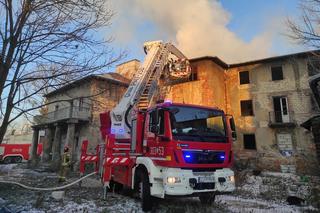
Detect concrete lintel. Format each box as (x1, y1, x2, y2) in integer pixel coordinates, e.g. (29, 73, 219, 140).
(67, 118, 79, 124)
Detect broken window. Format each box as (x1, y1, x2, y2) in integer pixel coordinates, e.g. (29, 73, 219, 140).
(188, 65, 198, 81)
(243, 134, 256, 150)
(239, 71, 250, 84)
(240, 100, 254, 116)
(271, 66, 283, 81)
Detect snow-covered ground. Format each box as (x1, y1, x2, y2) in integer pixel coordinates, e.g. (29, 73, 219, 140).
(0, 164, 319, 213)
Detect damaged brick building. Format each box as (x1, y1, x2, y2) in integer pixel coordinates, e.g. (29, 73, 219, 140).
(32, 73, 129, 167)
(165, 52, 320, 175)
(33, 52, 319, 175)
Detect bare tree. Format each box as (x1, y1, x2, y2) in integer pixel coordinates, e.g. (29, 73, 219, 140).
(287, 0, 320, 49)
(0, 0, 124, 143)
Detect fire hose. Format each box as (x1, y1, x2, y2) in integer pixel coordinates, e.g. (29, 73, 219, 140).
(0, 171, 97, 191)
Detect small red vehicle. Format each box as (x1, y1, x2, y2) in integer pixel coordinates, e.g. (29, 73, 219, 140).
(0, 143, 43, 164)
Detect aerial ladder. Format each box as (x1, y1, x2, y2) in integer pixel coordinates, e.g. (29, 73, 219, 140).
(110, 40, 191, 139)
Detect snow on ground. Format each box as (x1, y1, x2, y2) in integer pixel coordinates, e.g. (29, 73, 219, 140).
(216, 195, 318, 213)
(0, 163, 319, 213)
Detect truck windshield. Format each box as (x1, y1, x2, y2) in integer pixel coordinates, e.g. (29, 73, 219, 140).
(168, 106, 226, 143)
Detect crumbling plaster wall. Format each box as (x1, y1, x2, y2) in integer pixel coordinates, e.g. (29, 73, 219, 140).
(226, 58, 319, 174)
(166, 60, 226, 111)
(86, 79, 128, 151)
(46, 82, 92, 112)
(116, 59, 140, 80)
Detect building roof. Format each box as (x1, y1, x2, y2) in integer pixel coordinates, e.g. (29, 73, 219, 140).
(190, 50, 320, 69)
(116, 59, 140, 67)
(301, 115, 320, 131)
(190, 56, 228, 69)
(45, 73, 130, 97)
(229, 50, 320, 68)
(45, 49, 320, 98)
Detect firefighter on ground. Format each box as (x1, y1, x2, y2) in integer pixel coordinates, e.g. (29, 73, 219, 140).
(59, 146, 71, 182)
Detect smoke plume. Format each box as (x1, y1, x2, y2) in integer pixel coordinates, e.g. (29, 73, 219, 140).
(111, 0, 274, 63)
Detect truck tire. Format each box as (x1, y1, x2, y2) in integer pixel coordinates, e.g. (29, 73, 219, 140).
(138, 171, 153, 212)
(199, 193, 215, 205)
(3, 157, 12, 164)
(13, 156, 22, 163)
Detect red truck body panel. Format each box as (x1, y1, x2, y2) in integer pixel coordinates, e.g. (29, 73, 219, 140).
(0, 143, 43, 162)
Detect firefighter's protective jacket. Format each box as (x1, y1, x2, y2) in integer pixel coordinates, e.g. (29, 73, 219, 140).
(62, 151, 71, 167)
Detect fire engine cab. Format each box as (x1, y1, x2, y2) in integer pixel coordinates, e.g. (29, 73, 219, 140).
(80, 41, 236, 211)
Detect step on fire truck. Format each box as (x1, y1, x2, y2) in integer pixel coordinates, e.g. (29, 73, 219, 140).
(80, 41, 237, 211)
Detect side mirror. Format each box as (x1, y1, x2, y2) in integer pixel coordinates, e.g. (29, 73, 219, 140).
(229, 117, 236, 131)
(231, 132, 237, 141)
(229, 117, 237, 141)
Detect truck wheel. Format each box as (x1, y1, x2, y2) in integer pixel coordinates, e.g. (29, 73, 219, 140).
(138, 171, 153, 212)
(3, 157, 12, 164)
(199, 193, 215, 205)
(13, 156, 22, 163)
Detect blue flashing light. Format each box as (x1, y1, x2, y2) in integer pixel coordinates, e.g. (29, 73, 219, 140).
(219, 155, 225, 160)
(185, 154, 191, 158)
(119, 128, 124, 133)
(111, 128, 116, 134)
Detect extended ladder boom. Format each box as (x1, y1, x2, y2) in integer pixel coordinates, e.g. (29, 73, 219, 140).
(110, 41, 190, 139)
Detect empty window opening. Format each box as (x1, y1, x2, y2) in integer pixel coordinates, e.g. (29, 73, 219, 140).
(240, 100, 254, 116)
(243, 134, 256, 150)
(239, 71, 250, 84)
(271, 66, 283, 81)
(189, 65, 198, 81)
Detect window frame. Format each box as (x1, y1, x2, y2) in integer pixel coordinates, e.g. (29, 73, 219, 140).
(240, 100, 254, 116)
(243, 134, 257, 150)
(239, 70, 250, 85)
(271, 66, 284, 81)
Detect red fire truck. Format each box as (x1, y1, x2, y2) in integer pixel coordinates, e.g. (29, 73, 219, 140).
(0, 143, 43, 164)
(80, 41, 236, 211)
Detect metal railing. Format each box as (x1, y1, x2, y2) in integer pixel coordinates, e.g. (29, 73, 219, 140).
(34, 106, 90, 124)
(268, 111, 295, 125)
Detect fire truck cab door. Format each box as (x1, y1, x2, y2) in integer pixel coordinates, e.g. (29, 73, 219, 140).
(146, 109, 168, 158)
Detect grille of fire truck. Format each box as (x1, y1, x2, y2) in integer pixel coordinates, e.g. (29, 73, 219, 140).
(183, 151, 225, 164)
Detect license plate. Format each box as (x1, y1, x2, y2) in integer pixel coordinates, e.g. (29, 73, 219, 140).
(198, 176, 214, 183)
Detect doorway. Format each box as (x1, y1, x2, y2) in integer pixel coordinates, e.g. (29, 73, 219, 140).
(273, 97, 289, 123)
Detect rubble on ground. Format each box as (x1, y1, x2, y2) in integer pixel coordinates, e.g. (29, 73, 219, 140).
(0, 163, 319, 213)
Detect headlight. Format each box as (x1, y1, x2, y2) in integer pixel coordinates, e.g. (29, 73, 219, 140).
(167, 177, 181, 184)
(228, 175, 235, 183)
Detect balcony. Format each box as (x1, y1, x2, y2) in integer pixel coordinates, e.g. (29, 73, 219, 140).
(34, 106, 91, 125)
(268, 111, 296, 128)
